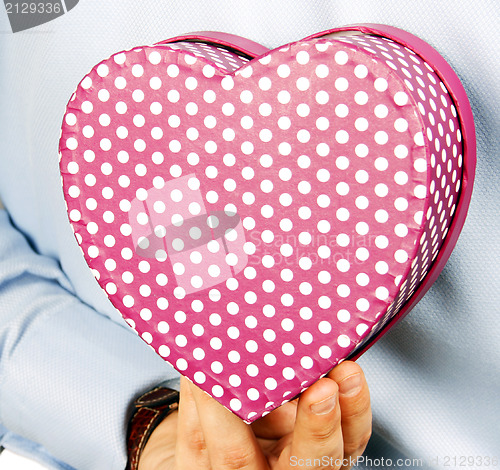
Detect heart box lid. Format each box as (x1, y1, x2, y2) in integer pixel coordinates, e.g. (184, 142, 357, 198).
(59, 24, 475, 422)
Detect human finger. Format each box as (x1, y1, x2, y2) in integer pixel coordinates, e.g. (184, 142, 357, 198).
(188, 380, 268, 470)
(175, 376, 211, 470)
(250, 400, 297, 439)
(328, 361, 372, 469)
(290, 377, 344, 469)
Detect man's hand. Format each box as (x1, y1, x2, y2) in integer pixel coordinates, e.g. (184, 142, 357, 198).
(139, 361, 371, 470)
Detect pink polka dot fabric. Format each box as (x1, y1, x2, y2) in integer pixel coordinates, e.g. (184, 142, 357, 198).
(59, 26, 471, 422)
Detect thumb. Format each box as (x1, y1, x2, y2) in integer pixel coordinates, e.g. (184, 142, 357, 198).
(289, 378, 344, 469)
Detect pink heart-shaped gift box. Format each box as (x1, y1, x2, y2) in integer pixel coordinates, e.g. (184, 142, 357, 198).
(59, 24, 475, 422)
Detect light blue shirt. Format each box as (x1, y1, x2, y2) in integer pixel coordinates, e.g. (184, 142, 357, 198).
(0, 1, 498, 469)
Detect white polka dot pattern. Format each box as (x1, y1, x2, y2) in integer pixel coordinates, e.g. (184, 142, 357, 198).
(338, 35, 463, 354)
(156, 41, 250, 72)
(60, 33, 463, 422)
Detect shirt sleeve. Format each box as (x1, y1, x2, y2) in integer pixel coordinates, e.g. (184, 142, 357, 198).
(0, 209, 180, 470)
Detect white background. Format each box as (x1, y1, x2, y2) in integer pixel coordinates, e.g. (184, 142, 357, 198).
(0, 450, 49, 469)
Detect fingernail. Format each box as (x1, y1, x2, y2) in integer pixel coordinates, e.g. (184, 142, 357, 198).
(310, 393, 337, 415)
(339, 373, 362, 397)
